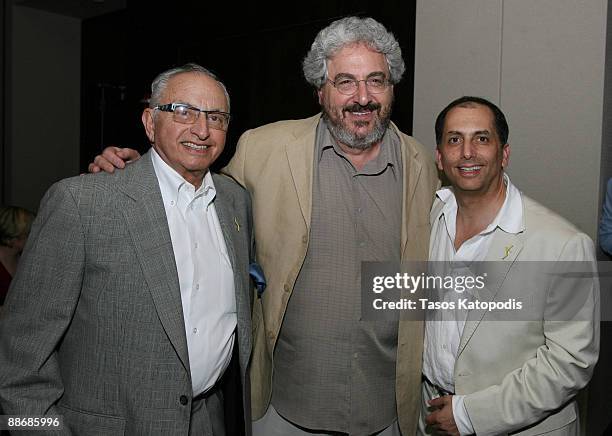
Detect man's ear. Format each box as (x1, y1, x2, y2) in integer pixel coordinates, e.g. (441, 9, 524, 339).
(435, 148, 444, 171)
(142, 108, 155, 144)
(502, 143, 510, 168)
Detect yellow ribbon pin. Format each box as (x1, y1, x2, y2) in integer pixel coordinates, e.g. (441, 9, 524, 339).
(234, 217, 240, 232)
(502, 245, 513, 260)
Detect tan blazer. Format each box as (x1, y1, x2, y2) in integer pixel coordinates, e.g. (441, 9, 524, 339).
(223, 114, 439, 435)
(429, 194, 600, 436)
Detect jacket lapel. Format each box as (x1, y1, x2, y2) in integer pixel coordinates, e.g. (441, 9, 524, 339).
(211, 175, 252, 370)
(397, 123, 424, 258)
(116, 151, 190, 372)
(284, 115, 319, 229)
(457, 232, 524, 356)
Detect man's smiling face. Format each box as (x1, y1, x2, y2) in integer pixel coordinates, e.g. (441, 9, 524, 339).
(142, 72, 228, 188)
(318, 43, 394, 150)
(436, 103, 510, 197)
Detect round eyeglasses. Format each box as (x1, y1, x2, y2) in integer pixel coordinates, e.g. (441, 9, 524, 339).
(154, 103, 231, 131)
(327, 76, 390, 95)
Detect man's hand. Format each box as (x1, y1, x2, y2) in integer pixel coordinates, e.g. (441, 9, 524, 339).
(425, 395, 460, 436)
(88, 146, 141, 173)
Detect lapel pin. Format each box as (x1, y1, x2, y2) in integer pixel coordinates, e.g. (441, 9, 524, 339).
(502, 244, 514, 260)
(234, 217, 240, 232)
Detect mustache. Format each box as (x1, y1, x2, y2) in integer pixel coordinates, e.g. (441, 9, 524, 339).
(342, 102, 381, 113)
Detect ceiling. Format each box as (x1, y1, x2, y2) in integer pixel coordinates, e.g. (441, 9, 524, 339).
(14, 0, 127, 19)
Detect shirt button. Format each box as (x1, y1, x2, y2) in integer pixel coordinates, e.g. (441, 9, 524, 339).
(195, 284, 199, 291)
(358, 241, 365, 248)
(179, 395, 189, 405)
(302, 235, 308, 244)
(194, 242, 198, 249)
(283, 284, 290, 293)
(170, 200, 175, 206)
(353, 352, 359, 359)
(192, 328, 198, 334)
(356, 207, 362, 213)
(267, 330, 275, 340)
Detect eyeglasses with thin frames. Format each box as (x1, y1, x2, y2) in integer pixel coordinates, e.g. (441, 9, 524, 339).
(326, 75, 391, 95)
(154, 103, 231, 131)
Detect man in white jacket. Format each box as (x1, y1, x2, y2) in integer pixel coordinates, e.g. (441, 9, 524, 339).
(420, 96, 599, 436)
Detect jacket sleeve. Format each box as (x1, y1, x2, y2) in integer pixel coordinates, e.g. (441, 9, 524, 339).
(599, 179, 612, 255)
(222, 129, 252, 189)
(0, 179, 85, 433)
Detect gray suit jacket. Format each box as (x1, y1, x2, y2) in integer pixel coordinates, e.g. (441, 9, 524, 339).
(0, 150, 253, 435)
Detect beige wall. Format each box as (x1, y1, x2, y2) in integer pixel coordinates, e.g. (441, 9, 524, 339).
(413, 0, 608, 239)
(8, 5, 80, 212)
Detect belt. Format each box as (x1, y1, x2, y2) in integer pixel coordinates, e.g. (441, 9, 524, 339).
(422, 374, 455, 396)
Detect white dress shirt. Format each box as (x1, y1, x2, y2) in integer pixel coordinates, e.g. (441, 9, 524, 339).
(423, 173, 524, 435)
(151, 149, 236, 396)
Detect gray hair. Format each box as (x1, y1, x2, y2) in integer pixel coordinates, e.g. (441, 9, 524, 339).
(149, 63, 230, 111)
(303, 16, 405, 88)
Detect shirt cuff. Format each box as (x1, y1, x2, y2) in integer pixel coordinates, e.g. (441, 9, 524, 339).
(452, 395, 475, 435)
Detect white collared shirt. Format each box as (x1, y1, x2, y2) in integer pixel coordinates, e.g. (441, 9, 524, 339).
(151, 149, 236, 397)
(424, 173, 524, 435)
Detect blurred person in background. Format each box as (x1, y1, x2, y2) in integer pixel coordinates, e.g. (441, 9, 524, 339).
(0, 206, 35, 306)
(599, 178, 612, 255)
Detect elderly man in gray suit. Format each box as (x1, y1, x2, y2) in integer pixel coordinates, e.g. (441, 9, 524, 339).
(0, 63, 253, 435)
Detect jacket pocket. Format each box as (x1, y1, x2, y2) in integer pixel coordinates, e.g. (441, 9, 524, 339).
(57, 404, 125, 436)
(510, 401, 577, 435)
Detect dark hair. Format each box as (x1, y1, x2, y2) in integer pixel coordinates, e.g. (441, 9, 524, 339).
(435, 96, 509, 146)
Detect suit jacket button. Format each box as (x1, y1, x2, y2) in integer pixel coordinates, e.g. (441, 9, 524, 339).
(180, 395, 189, 405)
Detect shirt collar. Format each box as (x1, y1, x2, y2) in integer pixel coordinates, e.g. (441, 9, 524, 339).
(151, 148, 216, 207)
(436, 173, 525, 238)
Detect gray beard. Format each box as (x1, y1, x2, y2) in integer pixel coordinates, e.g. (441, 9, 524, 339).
(323, 112, 390, 150)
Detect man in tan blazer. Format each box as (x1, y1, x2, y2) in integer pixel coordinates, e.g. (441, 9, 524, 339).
(224, 16, 439, 436)
(420, 96, 599, 435)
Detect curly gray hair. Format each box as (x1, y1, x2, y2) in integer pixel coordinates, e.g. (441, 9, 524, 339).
(303, 16, 405, 88)
(149, 63, 230, 111)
